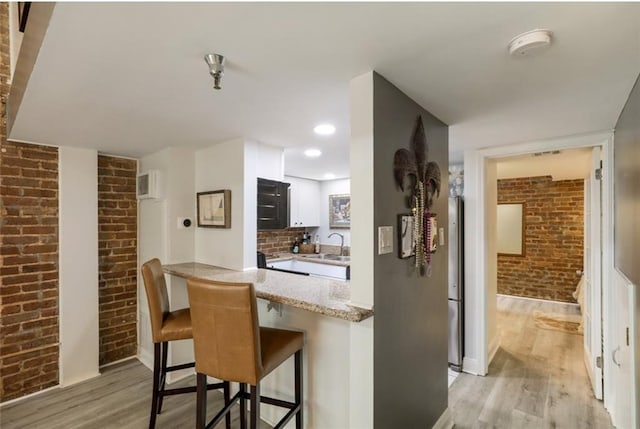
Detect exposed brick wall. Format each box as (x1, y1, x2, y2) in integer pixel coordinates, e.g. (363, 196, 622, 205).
(257, 227, 306, 257)
(0, 142, 60, 402)
(98, 155, 137, 365)
(497, 176, 584, 303)
(0, 3, 60, 403)
(1, 1, 9, 145)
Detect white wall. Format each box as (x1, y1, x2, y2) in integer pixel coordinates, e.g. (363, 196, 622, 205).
(349, 71, 374, 310)
(138, 147, 195, 371)
(166, 148, 196, 264)
(195, 138, 246, 270)
(138, 146, 196, 266)
(256, 142, 284, 181)
(58, 147, 100, 386)
(243, 141, 260, 269)
(485, 159, 498, 360)
(348, 71, 375, 428)
(318, 178, 351, 247)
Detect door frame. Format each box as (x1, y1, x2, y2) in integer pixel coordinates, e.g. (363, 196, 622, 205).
(462, 130, 615, 405)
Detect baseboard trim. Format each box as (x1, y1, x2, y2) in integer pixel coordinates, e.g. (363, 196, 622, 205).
(137, 348, 153, 371)
(99, 355, 137, 370)
(497, 293, 579, 307)
(462, 356, 482, 375)
(60, 371, 101, 388)
(433, 407, 454, 429)
(488, 334, 501, 366)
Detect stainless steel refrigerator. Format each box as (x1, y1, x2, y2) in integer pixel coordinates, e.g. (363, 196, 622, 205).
(448, 196, 464, 371)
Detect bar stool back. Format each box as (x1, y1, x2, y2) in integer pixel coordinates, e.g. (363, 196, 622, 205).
(141, 259, 228, 429)
(188, 278, 304, 429)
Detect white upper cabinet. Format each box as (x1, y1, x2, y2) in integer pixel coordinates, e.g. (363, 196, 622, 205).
(287, 176, 320, 227)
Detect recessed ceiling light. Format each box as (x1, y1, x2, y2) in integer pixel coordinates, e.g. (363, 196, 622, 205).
(304, 149, 322, 158)
(324, 173, 336, 180)
(314, 124, 336, 135)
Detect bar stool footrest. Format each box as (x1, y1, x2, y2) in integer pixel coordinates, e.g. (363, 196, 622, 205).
(205, 391, 242, 429)
(166, 362, 195, 372)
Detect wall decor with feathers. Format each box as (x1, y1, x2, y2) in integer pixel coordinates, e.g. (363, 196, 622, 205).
(393, 115, 441, 275)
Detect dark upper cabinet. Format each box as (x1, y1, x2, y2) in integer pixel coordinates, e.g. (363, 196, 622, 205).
(257, 178, 290, 230)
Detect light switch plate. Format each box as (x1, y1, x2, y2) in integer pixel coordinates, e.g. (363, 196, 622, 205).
(378, 226, 393, 255)
(439, 227, 445, 246)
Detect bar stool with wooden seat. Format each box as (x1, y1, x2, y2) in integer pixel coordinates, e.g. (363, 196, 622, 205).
(187, 278, 304, 429)
(141, 258, 230, 429)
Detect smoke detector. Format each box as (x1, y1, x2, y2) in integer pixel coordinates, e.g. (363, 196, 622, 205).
(508, 29, 553, 57)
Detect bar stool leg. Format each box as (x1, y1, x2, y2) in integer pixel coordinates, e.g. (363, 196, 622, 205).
(196, 373, 207, 429)
(239, 383, 247, 429)
(157, 341, 169, 413)
(223, 381, 231, 429)
(250, 384, 260, 429)
(149, 342, 161, 429)
(295, 350, 303, 428)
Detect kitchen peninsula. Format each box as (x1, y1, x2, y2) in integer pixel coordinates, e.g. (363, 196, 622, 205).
(163, 262, 373, 428)
(163, 262, 371, 322)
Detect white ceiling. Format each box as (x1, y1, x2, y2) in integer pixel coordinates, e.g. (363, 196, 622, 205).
(496, 147, 593, 180)
(9, 3, 640, 181)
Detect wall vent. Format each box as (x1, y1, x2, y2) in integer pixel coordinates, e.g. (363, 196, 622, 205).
(137, 170, 160, 199)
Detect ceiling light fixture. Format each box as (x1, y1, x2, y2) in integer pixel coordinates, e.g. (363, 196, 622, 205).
(508, 29, 553, 57)
(314, 124, 336, 136)
(304, 149, 322, 158)
(204, 53, 225, 90)
(324, 173, 336, 180)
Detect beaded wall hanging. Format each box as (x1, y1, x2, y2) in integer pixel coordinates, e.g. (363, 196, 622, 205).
(393, 115, 442, 275)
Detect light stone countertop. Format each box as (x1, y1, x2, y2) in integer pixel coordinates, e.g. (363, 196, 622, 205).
(163, 262, 373, 322)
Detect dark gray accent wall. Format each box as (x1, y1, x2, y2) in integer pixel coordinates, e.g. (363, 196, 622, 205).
(613, 72, 640, 416)
(372, 73, 449, 428)
(614, 74, 640, 285)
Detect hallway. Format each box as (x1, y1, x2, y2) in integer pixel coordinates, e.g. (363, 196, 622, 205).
(449, 295, 612, 428)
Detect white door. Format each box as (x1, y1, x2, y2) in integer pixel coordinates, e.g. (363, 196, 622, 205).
(583, 146, 603, 400)
(611, 271, 634, 428)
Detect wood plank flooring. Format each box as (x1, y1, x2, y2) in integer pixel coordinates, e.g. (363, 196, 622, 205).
(0, 359, 270, 429)
(1, 295, 613, 428)
(449, 295, 613, 428)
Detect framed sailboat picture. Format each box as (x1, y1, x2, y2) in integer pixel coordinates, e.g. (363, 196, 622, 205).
(197, 190, 231, 228)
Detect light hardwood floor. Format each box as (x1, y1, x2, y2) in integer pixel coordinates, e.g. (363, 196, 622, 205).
(1, 296, 613, 428)
(0, 359, 270, 429)
(449, 295, 613, 428)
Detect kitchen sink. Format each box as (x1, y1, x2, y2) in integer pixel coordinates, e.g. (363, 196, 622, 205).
(299, 253, 350, 262)
(322, 254, 350, 262)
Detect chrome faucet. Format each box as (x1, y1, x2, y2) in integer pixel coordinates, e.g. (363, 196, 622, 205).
(328, 232, 345, 256)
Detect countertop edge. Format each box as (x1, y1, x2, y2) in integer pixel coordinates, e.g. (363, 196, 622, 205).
(162, 263, 373, 323)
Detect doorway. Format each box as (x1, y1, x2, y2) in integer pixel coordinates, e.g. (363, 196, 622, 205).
(462, 131, 615, 408)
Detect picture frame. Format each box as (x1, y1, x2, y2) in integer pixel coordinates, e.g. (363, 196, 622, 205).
(497, 202, 525, 256)
(428, 214, 438, 254)
(398, 213, 437, 259)
(329, 194, 351, 228)
(197, 190, 231, 228)
(398, 214, 415, 258)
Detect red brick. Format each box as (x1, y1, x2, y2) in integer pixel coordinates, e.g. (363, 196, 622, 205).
(497, 176, 583, 303)
(97, 155, 138, 366)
